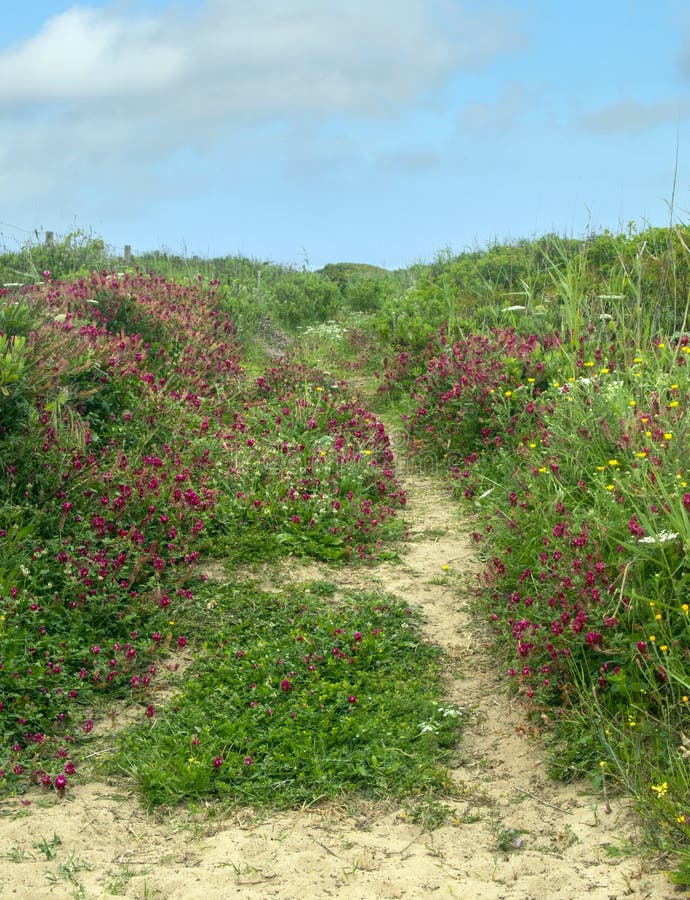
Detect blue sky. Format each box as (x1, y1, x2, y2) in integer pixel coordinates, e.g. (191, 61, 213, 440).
(1, 0, 689, 269)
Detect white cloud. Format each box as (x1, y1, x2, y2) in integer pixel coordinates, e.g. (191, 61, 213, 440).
(0, 1, 524, 118)
(0, 7, 185, 103)
(0, 0, 525, 227)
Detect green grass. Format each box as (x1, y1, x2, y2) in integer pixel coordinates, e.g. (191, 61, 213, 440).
(113, 581, 461, 809)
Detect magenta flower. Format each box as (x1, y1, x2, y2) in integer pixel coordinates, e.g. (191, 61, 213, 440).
(54, 774, 67, 792)
(280, 678, 292, 692)
(212, 756, 223, 768)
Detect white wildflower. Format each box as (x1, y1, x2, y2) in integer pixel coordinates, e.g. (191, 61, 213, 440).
(638, 531, 679, 544)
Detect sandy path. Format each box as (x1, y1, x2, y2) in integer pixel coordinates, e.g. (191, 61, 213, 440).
(0, 421, 676, 899)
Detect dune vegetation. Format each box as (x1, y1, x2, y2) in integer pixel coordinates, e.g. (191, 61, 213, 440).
(2, 223, 690, 883)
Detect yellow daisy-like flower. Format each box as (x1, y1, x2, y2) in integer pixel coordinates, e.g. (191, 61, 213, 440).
(664, 433, 673, 441)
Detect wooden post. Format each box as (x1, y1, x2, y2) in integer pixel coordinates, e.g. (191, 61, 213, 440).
(124, 245, 132, 265)
(45, 231, 54, 247)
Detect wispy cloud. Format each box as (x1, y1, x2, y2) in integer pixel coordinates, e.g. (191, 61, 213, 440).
(374, 146, 441, 174)
(578, 98, 690, 136)
(458, 83, 527, 138)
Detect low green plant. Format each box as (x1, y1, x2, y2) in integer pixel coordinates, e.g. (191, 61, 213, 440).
(492, 815, 526, 854)
(114, 583, 460, 809)
(404, 794, 454, 831)
(34, 833, 62, 860)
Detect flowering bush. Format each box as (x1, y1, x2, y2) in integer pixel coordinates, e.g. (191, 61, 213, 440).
(0, 273, 405, 795)
(380, 312, 690, 868)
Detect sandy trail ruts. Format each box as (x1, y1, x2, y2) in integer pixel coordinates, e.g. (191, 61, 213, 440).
(0, 420, 677, 899)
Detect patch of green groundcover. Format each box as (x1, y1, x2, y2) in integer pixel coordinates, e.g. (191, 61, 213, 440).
(114, 582, 461, 808)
